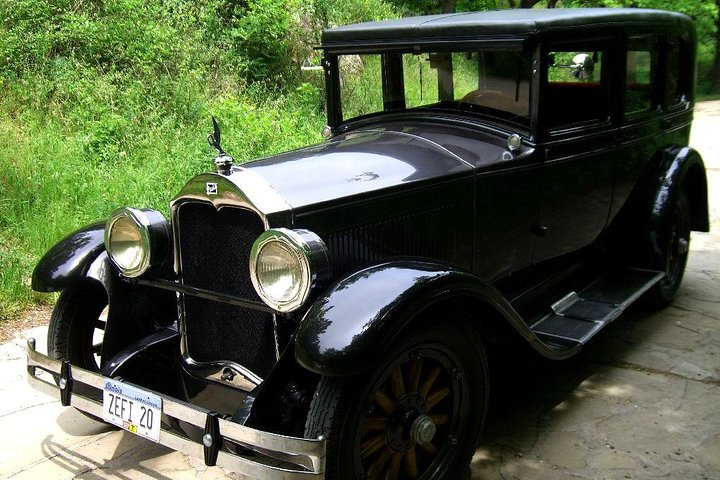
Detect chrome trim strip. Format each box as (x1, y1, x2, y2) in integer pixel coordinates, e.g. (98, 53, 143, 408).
(133, 278, 275, 313)
(26, 339, 325, 478)
(361, 128, 474, 169)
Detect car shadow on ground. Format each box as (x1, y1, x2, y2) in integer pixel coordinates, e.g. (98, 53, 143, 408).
(471, 305, 676, 472)
(40, 430, 177, 480)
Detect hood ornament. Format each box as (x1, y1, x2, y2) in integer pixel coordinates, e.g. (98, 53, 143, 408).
(208, 116, 234, 175)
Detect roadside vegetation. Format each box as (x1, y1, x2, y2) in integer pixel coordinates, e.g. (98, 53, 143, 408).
(1, 0, 718, 323)
(0, 0, 395, 321)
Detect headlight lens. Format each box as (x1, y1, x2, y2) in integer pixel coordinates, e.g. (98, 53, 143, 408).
(105, 207, 168, 278)
(250, 229, 329, 312)
(256, 241, 304, 303)
(108, 216, 145, 272)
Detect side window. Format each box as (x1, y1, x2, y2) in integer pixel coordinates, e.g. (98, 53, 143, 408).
(453, 51, 531, 118)
(546, 47, 606, 129)
(625, 36, 658, 115)
(665, 38, 688, 107)
(339, 54, 384, 119)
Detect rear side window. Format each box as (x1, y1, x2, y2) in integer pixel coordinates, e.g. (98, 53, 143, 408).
(665, 38, 689, 107)
(625, 36, 658, 115)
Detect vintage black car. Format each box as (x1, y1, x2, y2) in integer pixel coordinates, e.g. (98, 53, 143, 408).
(27, 8, 708, 480)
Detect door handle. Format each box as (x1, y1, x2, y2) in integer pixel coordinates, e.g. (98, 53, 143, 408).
(531, 224, 549, 237)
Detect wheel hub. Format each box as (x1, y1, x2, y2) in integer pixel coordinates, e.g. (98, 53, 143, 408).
(386, 394, 428, 452)
(410, 414, 436, 444)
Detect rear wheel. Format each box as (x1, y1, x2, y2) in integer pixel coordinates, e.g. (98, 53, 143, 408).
(644, 191, 691, 309)
(305, 323, 488, 480)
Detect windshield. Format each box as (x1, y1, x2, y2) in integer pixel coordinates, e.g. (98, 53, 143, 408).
(337, 49, 532, 126)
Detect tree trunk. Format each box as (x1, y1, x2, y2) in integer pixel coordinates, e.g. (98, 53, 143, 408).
(442, 0, 456, 13)
(713, 0, 720, 91)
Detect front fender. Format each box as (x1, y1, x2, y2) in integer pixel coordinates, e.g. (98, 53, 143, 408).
(31, 221, 107, 292)
(295, 261, 563, 377)
(33, 220, 177, 363)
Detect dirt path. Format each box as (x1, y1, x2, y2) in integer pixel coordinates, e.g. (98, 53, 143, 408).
(0, 305, 52, 343)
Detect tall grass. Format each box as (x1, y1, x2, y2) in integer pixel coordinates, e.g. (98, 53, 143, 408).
(0, 79, 328, 321)
(0, 0, 396, 322)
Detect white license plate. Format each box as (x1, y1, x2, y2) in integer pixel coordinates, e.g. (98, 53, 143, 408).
(102, 378, 162, 442)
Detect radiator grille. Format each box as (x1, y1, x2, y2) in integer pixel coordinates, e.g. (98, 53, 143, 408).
(176, 202, 276, 378)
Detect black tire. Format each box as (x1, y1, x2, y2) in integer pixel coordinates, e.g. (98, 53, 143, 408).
(304, 322, 488, 480)
(48, 281, 108, 418)
(644, 191, 691, 309)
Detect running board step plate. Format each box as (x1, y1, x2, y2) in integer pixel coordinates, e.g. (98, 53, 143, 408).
(530, 268, 664, 346)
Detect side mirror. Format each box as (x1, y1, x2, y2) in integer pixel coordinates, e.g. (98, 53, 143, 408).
(571, 53, 595, 80)
(301, 58, 324, 72)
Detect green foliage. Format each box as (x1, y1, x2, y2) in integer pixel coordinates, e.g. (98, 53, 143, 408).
(314, 0, 397, 26)
(0, 0, 718, 322)
(0, 0, 399, 321)
(0, 0, 337, 321)
(214, 0, 301, 82)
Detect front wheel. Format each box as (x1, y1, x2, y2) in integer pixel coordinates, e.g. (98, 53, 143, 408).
(47, 281, 108, 417)
(305, 322, 488, 480)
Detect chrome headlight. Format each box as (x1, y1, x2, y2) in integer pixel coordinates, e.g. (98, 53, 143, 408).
(250, 229, 329, 312)
(105, 207, 169, 278)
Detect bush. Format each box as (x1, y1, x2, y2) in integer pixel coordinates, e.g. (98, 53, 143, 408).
(0, 0, 400, 321)
(214, 0, 302, 83)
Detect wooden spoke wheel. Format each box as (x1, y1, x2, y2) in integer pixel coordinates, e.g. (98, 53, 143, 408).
(305, 322, 488, 480)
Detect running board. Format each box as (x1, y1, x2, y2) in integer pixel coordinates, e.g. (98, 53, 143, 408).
(530, 268, 664, 347)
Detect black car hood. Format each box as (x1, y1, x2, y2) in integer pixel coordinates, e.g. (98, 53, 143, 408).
(243, 129, 478, 209)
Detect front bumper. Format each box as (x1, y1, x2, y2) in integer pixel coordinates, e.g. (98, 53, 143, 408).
(26, 338, 325, 479)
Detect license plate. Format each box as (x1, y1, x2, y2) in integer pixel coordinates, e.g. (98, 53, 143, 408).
(102, 378, 162, 442)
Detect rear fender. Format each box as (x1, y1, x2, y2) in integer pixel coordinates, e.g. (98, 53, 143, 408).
(294, 261, 573, 377)
(648, 146, 709, 267)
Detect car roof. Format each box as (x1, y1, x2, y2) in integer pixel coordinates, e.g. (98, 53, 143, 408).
(321, 8, 693, 48)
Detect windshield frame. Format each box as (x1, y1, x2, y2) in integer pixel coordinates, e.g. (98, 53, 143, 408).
(322, 38, 538, 137)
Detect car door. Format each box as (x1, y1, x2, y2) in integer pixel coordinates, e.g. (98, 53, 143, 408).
(612, 34, 692, 223)
(474, 152, 542, 282)
(534, 38, 617, 263)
